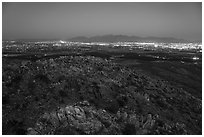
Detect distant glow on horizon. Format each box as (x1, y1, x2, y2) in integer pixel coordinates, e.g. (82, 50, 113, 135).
(192, 57, 199, 60)
(59, 40, 66, 43)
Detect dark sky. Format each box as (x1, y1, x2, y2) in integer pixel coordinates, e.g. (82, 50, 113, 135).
(2, 2, 202, 41)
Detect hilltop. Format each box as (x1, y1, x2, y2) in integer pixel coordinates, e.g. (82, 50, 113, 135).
(2, 56, 201, 135)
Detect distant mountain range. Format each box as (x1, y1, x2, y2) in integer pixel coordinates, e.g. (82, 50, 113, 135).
(68, 35, 192, 43)
(4, 35, 200, 43)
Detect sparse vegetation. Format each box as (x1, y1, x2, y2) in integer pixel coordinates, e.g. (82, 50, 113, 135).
(2, 55, 201, 134)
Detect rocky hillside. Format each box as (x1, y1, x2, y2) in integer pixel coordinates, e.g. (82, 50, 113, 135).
(2, 56, 202, 134)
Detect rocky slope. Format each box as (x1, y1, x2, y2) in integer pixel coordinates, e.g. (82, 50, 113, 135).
(2, 56, 202, 134)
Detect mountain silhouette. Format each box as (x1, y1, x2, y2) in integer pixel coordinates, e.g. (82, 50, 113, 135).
(69, 35, 190, 43)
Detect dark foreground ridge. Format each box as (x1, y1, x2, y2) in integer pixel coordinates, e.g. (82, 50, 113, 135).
(2, 56, 201, 135)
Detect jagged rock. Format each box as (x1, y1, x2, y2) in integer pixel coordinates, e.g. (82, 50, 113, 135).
(28, 101, 161, 135)
(27, 101, 105, 135)
(27, 128, 39, 135)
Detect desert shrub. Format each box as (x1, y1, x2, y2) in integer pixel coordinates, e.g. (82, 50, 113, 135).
(122, 123, 136, 135)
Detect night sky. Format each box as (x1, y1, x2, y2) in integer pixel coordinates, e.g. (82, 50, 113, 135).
(2, 2, 202, 41)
